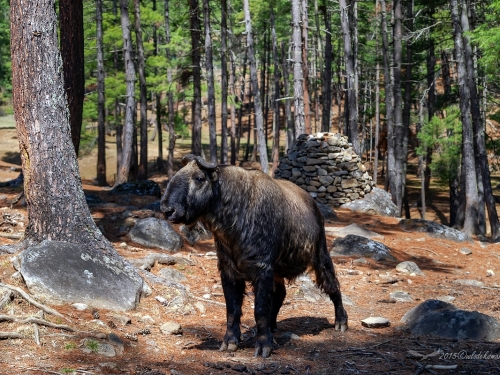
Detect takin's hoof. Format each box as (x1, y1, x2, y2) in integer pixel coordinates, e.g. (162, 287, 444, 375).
(335, 321, 348, 332)
(219, 341, 238, 352)
(254, 344, 272, 358)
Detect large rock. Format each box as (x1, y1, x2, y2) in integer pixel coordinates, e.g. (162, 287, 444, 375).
(129, 217, 183, 252)
(330, 234, 395, 261)
(401, 299, 500, 341)
(19, 240, 143, 311)
(399, 219, 472, 242)
(342, 188, 399, 217)
(326, 223, 383, 240)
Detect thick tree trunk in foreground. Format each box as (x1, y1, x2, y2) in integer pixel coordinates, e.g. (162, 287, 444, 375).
(243, 0, 268, 172)
(165, 0, 175, 179)
(301, 0, 311, 134)
(203, 0, 217, 163)
(291, 0, 305, 137)
(220, 0, 229, 165)
(59, 0, 84, 157)
(9, 4, 143, 313)
(321, 3, 333, 133)
(116, 0, 136, 185)
(271, 9, 281, 175)
(96, 0, 107, 186)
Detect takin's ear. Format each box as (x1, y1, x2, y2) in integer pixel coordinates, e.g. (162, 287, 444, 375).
(208, 169, 219, 182)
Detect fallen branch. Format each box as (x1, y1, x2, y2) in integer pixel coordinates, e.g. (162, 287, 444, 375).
(0, 281, 70, 322)
(0, 232, 23, 239)
(410, 247, 439, 257)
(190, 294, 226, 307)
(0, 331, 23, 339)
(0, 315, 75, 332)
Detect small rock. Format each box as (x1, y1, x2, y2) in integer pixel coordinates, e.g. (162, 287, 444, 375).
(139, 315, 156, 325)
(346, 269, 363, 275)
(202, 293, 211, 299)
(160, 322, 183, 335)
(232, 364, 247, 372)
(390, 291, 414, 303)
(396, 261, 424, 276)
(454, 279, 485, 288)
(279, 332, 300, 340)
(72, 303, 88, 311)
(487, 270, 495, 277)
(353, 257, 368, 264)
(361, 317, 390, 328)
(460, 248, 472, 255)
(158, 268, 187, 282)
(119, 242, 127, 248)
(108, 333, 124, 355)
(81, 338, 116, 357)
(205, 251, 217, 257)
(194, 302, 206, 314)
(111, 314, 131, 326)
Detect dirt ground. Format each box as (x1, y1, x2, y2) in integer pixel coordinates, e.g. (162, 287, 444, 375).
(2, 124, 500, 374)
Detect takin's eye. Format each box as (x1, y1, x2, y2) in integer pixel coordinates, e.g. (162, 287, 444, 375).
(193, 171, 206, 184)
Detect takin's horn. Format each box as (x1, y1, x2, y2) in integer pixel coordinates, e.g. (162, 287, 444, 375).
(181, 154, 197, 166)
(195, 156, 218, 171)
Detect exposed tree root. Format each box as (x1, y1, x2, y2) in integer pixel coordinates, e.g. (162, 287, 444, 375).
(0, 281, 71, 322)
(0, 331, 23, 339)
(0, 315, 75, 332)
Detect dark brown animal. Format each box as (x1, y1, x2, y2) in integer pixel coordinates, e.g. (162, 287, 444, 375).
(160, 155, 348, 358)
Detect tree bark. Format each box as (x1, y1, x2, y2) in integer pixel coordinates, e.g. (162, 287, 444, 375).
(59, 0, 84, 157)
(243, 0, 268, 172)
(339, 0, 359, 154)
(203, 0, 217, 163)
(450, 0, 479, 236)
(134, 0, 148, 180)
(291, 0, 305, 137)
(189, 0, 202, 156)
(164, 0, 175, 179)
(282, 41, 294, 150)
(460, 0, 500, 238)
(301, 0, 311, 134)
(115, 0, 137, 185)
(96, 0, 107, 186)
(321, 2, 332, 133)
(220, 0, 229, 164)
(271, 9, 281, 175)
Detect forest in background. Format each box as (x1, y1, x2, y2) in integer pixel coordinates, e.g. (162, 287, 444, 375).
(0, 0, 500, 239)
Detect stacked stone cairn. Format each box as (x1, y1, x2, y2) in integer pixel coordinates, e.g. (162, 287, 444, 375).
(275, 132, 374, 207)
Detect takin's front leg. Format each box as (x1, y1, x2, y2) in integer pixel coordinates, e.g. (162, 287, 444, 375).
(252, 269, 275, 358)
(220, 272, 245, 352)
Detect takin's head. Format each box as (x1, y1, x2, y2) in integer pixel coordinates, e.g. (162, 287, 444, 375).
(160, 154, 219, 225)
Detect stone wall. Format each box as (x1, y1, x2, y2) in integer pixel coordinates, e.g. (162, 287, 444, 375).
(275, 132, 374, 207)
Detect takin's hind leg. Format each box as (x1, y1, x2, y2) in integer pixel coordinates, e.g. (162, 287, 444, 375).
(314, 246, 348, 332)
(270, 278, 286, 331)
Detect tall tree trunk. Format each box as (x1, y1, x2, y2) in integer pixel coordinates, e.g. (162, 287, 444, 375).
(59, 0, 84, 157)
(229, 51, 237, 165)
(164, 0, 175, 178)
(96, 0, 106, 186)
(460, 0, 500, 238)
(339, 0, 359, 154)
(236, 51, 248, 160)
(220, 0, 229, 164)
(203, 0, 217, 163)
(134, 0, 148, 180)
(321, 2, 332, 133)
(152, 0, 164, 173)
(9, 0, 143, 305)
(301, 0, 311, 134)
(379, 0, 394, 193)
(189, 0, 202, 156)
(373, 62, 380, 184)
(282, 41, 294, 149)
(450, 0, 479, 236)
(243, 0, 268, 172)
(271, 9, 281, 175)
(116, 0, 136, 185)
(291, 0, 305, 136)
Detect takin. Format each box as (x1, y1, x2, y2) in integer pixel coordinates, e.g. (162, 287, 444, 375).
(160, 154, 348, 358)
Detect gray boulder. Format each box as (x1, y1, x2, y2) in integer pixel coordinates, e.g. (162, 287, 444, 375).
(396, 261, 424, 276)
(129, 217, 183, 252)
(158, 268, 187, 283)
(19, 240, 143, 311)
(341, 187, 399, 217)
(399, 219, 471, 242)
(330, 234, 395, 262)
(401, 299, 500, 341)
(327, 223, 383, 240)
(110, 180, 161, 197)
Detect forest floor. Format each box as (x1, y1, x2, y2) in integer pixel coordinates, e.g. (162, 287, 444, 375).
(1, 124, 500, 374)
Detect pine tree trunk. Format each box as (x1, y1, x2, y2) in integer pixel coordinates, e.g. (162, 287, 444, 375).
(203, 0, 217, 163)
(291, 0, 305, 136)
(282, 41, 294, 149)
(164, 0, 175, 179)
(189, 0, 202, 156)
(134, 0, 148, 180)
(339, 0, 359, 154)
(243, 0, 268, 172)
(271, 9, 281, 175)
(379, 0, 394, 193)
(220, 0, 229, 164)
(460, 0, 500, 238)
(321, 2, 332, 133)
(301, 0, 311, 134)
(236, 51, 248, 160)
(450, 0, 479, 236)
(59, 0, 84, 156)
(96, 0, 107, 186)
(229, 52, 237, 165)
(116, 0, 136, 185)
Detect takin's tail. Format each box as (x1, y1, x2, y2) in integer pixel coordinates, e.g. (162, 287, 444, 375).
(313, 226, 348, 332)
